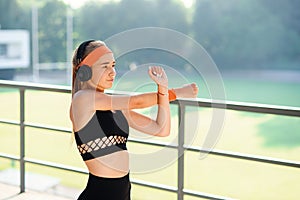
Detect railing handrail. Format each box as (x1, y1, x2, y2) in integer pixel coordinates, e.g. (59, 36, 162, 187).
(1, 79, 300, 116)
(0, 79, 70, 92)
(0, 79, 300, 200)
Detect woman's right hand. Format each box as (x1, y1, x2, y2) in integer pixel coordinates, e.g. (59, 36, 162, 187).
(148, 66, 168, 89)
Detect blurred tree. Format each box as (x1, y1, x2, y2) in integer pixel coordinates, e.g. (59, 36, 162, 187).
(2, 0, 299, 70)
(260, 0, 300, 32)
(0, 0, 29, 29)
(260, 0, 300, 66)
(74, 0, 189, 71)
(193, 0, 300, 69)
(38, 0, 68, 63)
(74, 0, 189, 42)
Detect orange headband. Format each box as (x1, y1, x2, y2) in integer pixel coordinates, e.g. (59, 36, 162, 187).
(76, 45, 112, 70)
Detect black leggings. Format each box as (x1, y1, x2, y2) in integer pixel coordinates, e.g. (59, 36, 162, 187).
(77, 173, 131, 200)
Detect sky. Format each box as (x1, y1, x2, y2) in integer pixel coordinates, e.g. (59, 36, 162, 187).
(63, 0, 195, 9)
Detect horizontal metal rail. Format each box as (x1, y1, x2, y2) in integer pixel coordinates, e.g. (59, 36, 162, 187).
(188, 146, 300, 169)
(0, 79, 300, 200)
(1, 120, 299, 170)
(0, 80, 70, 92)
(0, 153, 230, 200)
(1, 79, 300, 116)
(173, 98, 300, 117)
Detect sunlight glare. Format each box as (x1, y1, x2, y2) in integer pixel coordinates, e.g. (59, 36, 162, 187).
(181, 0, 195, 8)
(63, 0, 194, 9)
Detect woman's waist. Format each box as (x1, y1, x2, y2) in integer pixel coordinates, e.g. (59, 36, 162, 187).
(84, 150, 129, 178)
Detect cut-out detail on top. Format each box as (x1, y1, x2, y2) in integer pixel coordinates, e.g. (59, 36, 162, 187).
(77, 135, 127, 155)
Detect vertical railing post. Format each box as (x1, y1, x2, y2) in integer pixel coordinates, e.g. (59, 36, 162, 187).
(178, 103, 185, 200)
(20, 88, 25, 193)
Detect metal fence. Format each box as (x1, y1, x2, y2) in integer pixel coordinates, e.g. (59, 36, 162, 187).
(0, 80, 300, 200)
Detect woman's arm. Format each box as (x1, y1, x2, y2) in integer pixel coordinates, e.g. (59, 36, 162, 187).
(122, 108, 170, 137)
(129, 83, 199, 105)
(72, 83, 198, 112)
(72, 89, 156, 112)
(127, 82, 198, 107)
(155, 82, 171, 136)
(99, 83, 198, 110)
(122, 66, 170, 137)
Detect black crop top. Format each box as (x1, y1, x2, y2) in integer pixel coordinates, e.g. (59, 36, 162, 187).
(74, 110, 129, 161)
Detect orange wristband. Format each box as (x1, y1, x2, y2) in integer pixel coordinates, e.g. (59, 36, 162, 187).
(168, 89, 177, 101)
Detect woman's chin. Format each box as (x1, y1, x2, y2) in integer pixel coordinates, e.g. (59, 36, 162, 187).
(99, 84, 113, 90)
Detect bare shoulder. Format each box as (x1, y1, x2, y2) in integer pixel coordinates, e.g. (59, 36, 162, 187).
(72, 89, 113, 113)
(73, 89, 136, 111)
(72, 90, 104, 106)
(72, 89, 94, 102)
(71, 90, 98, 131)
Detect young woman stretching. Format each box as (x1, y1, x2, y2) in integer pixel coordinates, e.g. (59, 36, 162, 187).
(70, 40, 198, 199)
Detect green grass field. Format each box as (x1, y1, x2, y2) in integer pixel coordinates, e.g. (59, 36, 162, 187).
(0, 78, 300, 200)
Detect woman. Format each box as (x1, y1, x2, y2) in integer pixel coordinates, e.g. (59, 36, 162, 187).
(70, 40, 198, 200)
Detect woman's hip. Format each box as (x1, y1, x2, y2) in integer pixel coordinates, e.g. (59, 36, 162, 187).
(78, 172, 131, 200)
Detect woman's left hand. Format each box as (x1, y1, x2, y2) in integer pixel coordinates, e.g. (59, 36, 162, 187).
(174, 83, 199, 98)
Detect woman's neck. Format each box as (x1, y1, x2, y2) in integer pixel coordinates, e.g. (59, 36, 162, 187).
(82, 81, 104, 93)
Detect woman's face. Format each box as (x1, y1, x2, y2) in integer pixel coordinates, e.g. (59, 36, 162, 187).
(90, 53, 116, 91)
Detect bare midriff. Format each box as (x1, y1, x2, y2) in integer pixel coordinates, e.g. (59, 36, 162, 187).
(84, 150, 129, 178)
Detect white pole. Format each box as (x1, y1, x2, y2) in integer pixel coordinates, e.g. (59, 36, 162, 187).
(31, 5, 39, 82)
(66, 7, 73, 86)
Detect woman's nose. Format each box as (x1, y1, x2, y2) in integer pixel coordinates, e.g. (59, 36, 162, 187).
(110, 68, 116, 76)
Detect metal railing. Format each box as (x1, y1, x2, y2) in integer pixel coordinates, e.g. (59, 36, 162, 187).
(0, 80, 300, 200)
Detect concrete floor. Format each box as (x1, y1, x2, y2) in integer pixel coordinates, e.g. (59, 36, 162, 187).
(0, 182, 73, 200)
